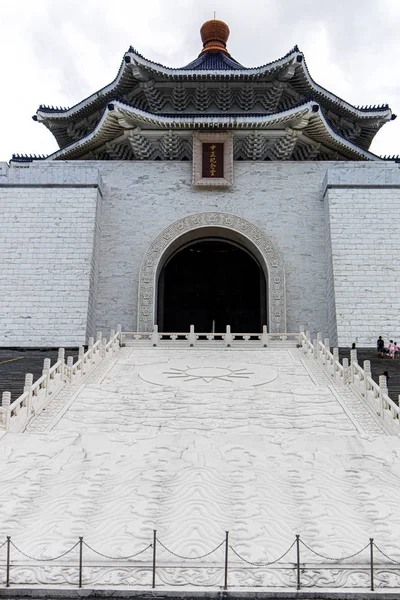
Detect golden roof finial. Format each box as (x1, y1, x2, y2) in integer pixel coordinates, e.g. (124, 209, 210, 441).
(200, 19, 230, 56)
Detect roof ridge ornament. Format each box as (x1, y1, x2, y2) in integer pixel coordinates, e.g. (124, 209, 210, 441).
(200, 19, 231, 56)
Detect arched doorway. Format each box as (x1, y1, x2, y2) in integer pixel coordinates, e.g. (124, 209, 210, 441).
(137, 212, 286, 333)
(157, 238, 266, 332)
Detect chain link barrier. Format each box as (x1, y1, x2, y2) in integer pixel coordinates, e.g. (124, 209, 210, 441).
(10, 540, 79, 562)
(299, 539, 370, 562)
(83, 541, 152, 560)
(229, 540, 296, 566)
(156, 538, 225, 560)
(3, 534, 400, 591)
(373, 542, 400, 565)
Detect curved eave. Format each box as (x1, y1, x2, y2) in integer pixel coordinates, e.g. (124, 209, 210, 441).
(35, 46, 392, 135)
(44, 101, 382, 162)
(35, 56, 134, 123)
(293, 57, 392, 124)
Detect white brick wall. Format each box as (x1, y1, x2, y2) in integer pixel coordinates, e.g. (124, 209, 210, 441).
(2, 159, 400, 348)
(92, 160, 330, 336)
(325, 166, 400, 346)
(0, 185, 100, 347)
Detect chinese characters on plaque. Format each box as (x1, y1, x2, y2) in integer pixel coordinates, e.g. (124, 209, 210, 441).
(202, 143, 224, 178)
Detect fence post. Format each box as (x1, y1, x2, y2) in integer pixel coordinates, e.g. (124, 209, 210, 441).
(261, 325, 268, 347)
(2, 392, 11, 431)
(224, 531, 229, 590)
(24, 373, 33, 416)
(58, 348, 65, 381)
(188, 325, 196, 347)
(225, 325, 232, 348)
(152, 530, 157, 589)
(370, 538, 374, 591)
(152, 325, 159, 347)
(313, 339, 318, 359)
(6, 536, 11, 587)
(296, 534, 301, 590)
(78, 536, 83, 588)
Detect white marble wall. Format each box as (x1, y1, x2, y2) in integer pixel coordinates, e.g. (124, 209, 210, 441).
(2, 159, 400, 347)
(324, 164, 400, 347)
(92, 160, 330, 336)
(0, 164, 101, 346)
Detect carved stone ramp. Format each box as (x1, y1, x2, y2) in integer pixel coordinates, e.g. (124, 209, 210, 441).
(2, 347, 400, 592)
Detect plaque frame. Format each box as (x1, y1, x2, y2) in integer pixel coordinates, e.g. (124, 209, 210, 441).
(192, 132, 233, 188)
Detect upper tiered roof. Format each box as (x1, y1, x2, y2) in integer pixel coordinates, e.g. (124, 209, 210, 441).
(16, 19, 396, 162)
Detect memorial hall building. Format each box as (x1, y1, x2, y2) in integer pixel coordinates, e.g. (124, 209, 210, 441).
(1, 19, 399, 348)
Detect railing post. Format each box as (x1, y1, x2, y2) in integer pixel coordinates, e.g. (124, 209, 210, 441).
(333, 348, 339, 376)
(101, 337, 107, 358)
(96, 331, 102, 342)
(261, 325, 268, 347)
(88, 338, 94, 365)
(342, 358, 349, 384)
(152, 325, 159, 347)
(24, 373, 33, 416)
(305, 330, 310, 341)
(2, 392, 11, 431)
(224, 531, 229, 590)
(6, 535, 11, 587)
(324, 338, 330, 362)
(363, 360, 371, 398)
(67, 356, 74, 381)
(117, 323, 124, 346)
(78, 346, 84, 375)
(317, 332, 322, 342)
(313, 339, 318, 359)
(370, 537, 374, 591)
(225, 325, 232, 348)
(57, 348, 65, 381)
(188, 325, 196, 347)
(296, 534, 301, 590)
(379, 375, 388, 417)
(152, 530, 157, 588)
(78, 536, 83, 588)
(110, 329, 115, 352)
(42, 359, 51, 400)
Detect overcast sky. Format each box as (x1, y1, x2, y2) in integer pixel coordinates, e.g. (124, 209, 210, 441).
(1, 0, 399, 162)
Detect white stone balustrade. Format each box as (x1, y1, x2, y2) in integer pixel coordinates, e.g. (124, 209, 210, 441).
(299, 331, 400, 435)
(0, 327, 122, 433)
(122, 325, 301, 348)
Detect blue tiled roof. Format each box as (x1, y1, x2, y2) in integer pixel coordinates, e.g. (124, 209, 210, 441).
(182, 51, 244, 70)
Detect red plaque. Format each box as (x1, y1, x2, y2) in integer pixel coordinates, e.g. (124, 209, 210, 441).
(202, 143, 224, 178)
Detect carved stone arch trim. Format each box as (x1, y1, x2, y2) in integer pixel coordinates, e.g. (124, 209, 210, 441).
(137, 212, 286, 332)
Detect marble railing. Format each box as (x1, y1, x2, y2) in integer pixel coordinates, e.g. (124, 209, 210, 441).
(0, 327, 122, 433)
(122, 325, 300, 347)
(299, 330, 400, 434)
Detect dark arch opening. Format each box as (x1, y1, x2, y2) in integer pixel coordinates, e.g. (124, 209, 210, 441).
(157, 238, 267, 333)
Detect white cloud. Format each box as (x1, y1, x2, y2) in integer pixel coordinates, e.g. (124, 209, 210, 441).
(0, 0, 398, 160)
